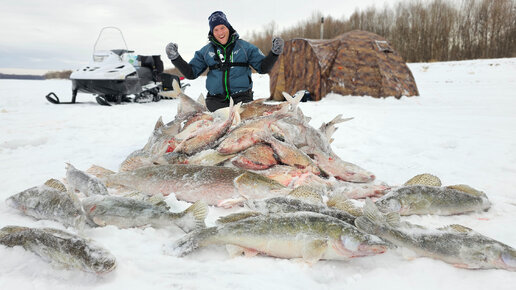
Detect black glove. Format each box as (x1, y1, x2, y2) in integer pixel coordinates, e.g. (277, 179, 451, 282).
(166, 42, 179, 60)
(271, 37, 284, 55)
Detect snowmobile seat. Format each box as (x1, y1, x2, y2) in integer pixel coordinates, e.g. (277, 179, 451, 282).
(160, 73, 181, 91)
(138, 55, 164, 82)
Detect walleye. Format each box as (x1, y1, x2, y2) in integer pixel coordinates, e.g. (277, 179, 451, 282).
(0, 226, 116, 274)
(355, 199, 516, 271)
(96, 164, 288, 207)
(174, 99, 238, 155)
(265, 136, 320, 175)
(273, 116, 375, 183)
(374, 184, 491, 215)
(329, 181, 390, 199)
(66, 163, 108, 196)
(246, 196, 356, 225)
(232, 143, 278, 170)
(6, 181, 86, 229)
(216, 105, 289, 155)
(82, 196, 207, 232)
(167, 212, 388, 262)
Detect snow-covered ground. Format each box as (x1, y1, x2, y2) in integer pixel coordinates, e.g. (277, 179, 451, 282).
(1, 58, 515, 289)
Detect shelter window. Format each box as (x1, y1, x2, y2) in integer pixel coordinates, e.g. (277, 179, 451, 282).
(374, 40, 393, 53)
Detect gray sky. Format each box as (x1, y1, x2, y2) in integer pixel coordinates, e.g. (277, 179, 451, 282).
(0, 0, 400, 74)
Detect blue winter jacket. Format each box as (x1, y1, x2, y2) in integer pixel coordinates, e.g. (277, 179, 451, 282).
(189, 33, 266, 97)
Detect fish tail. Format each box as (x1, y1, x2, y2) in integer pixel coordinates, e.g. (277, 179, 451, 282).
(355, 198, 400, 234)
(282, 91, 303, 112)
(86, 164, 116, 185)
(165, 227, 218, 257)
(174, 201, 208, 233)
(73, 215, 87, 232)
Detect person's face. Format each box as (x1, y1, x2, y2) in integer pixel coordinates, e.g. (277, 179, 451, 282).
(213, 24, 229, 45)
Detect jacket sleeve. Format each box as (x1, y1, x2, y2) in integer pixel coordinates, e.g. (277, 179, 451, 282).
(171, 55, 195, 79)
(171, 48, 208, 80)
(245, 42, 267, 74)
(259, 51, 279, 74)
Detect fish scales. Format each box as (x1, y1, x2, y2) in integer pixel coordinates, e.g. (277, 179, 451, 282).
(355, 200, 516, 271)
(170, 212, 388, 261)
(375, 185, 491, 215)
(6, 185, 85, 228)
(0, 226, 116, 274)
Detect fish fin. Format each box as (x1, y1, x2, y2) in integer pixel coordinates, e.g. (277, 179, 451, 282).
(327, 196, 363, 217)
(92, 216, 107, 227)
(385, 212, 401, 227)
(165, 227, 217, 257)
(355, 198, 390, 234)
(243, 248, 260, 257)
(318, 114, 354, 140)
(452, 263, 472, 269)
(171, 79, 182, 96)
(177, 201, 209, 232)
(215, 211, 262, 225)
(445, 184, 485, 197)
(147, 193, 167, 206)
(197, 93, 206, 107)
(154, 116, 165, 131)
(73, 214, 87, 233)
(225, 245, 260, 258)
(66, 187, 85, 214)
(404, 173, 442, 187)
(64, 162, 74, 171)
(44, 178, 67, 192)
(400, 247, 418, 260)
(86, 164, 115, 179)
(437, 224, 473, 233)
(287, 186, 324, 205)
(119, 155, 152, 172)
(282, 91, 303, 112)
(302, 239, 327, 264)
(363, 198, 385, 225)
(233, 102, 242, 126)
(281, 91, 292, 102)
(225, 244, 246, 257)
(217, 197, 247, 208)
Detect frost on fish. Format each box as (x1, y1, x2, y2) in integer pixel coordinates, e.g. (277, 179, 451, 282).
(167, 212, 387, 262)
(6, 184, 86, 229)
(355, 199, 516, 271)
(330, 181, 390, 199)
(374, 184, 491, 215)
(245, 196, 356, 225)
(82, 195, 207, 232)
(0, 226, 116, 274)
(66, 163, 108, 196)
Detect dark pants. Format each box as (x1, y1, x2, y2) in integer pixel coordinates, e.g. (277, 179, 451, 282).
(206, 89, 253, 112)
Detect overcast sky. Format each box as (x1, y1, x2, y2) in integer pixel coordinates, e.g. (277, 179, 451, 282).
(0, 0, 401, 74)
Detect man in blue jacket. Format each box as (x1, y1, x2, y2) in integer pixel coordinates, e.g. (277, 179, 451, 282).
(166, 11, 284, 111)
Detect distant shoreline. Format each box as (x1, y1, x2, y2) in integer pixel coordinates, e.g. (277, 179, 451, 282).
(0, 73, 45, 80)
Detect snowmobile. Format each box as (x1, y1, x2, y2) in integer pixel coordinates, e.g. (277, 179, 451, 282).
(45, 27, 185, 106)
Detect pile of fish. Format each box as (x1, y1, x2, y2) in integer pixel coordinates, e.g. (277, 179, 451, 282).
(3, 81, 516, 273)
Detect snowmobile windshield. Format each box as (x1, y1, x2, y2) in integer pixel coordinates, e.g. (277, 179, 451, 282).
(93, 27, 129, 54)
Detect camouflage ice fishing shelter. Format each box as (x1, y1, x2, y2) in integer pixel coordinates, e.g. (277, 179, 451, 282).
(269, 30, 419, 101)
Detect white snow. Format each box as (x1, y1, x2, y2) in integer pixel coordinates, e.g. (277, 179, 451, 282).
(1, 58, 516, 289)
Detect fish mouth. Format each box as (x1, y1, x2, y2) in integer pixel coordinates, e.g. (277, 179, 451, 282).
(5, 198, 22, 211)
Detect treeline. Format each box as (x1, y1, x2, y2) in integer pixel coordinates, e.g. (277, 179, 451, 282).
(0, 73, 44, 80)
(44, 70, 72, 79)
(248, 0, 516, 62)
